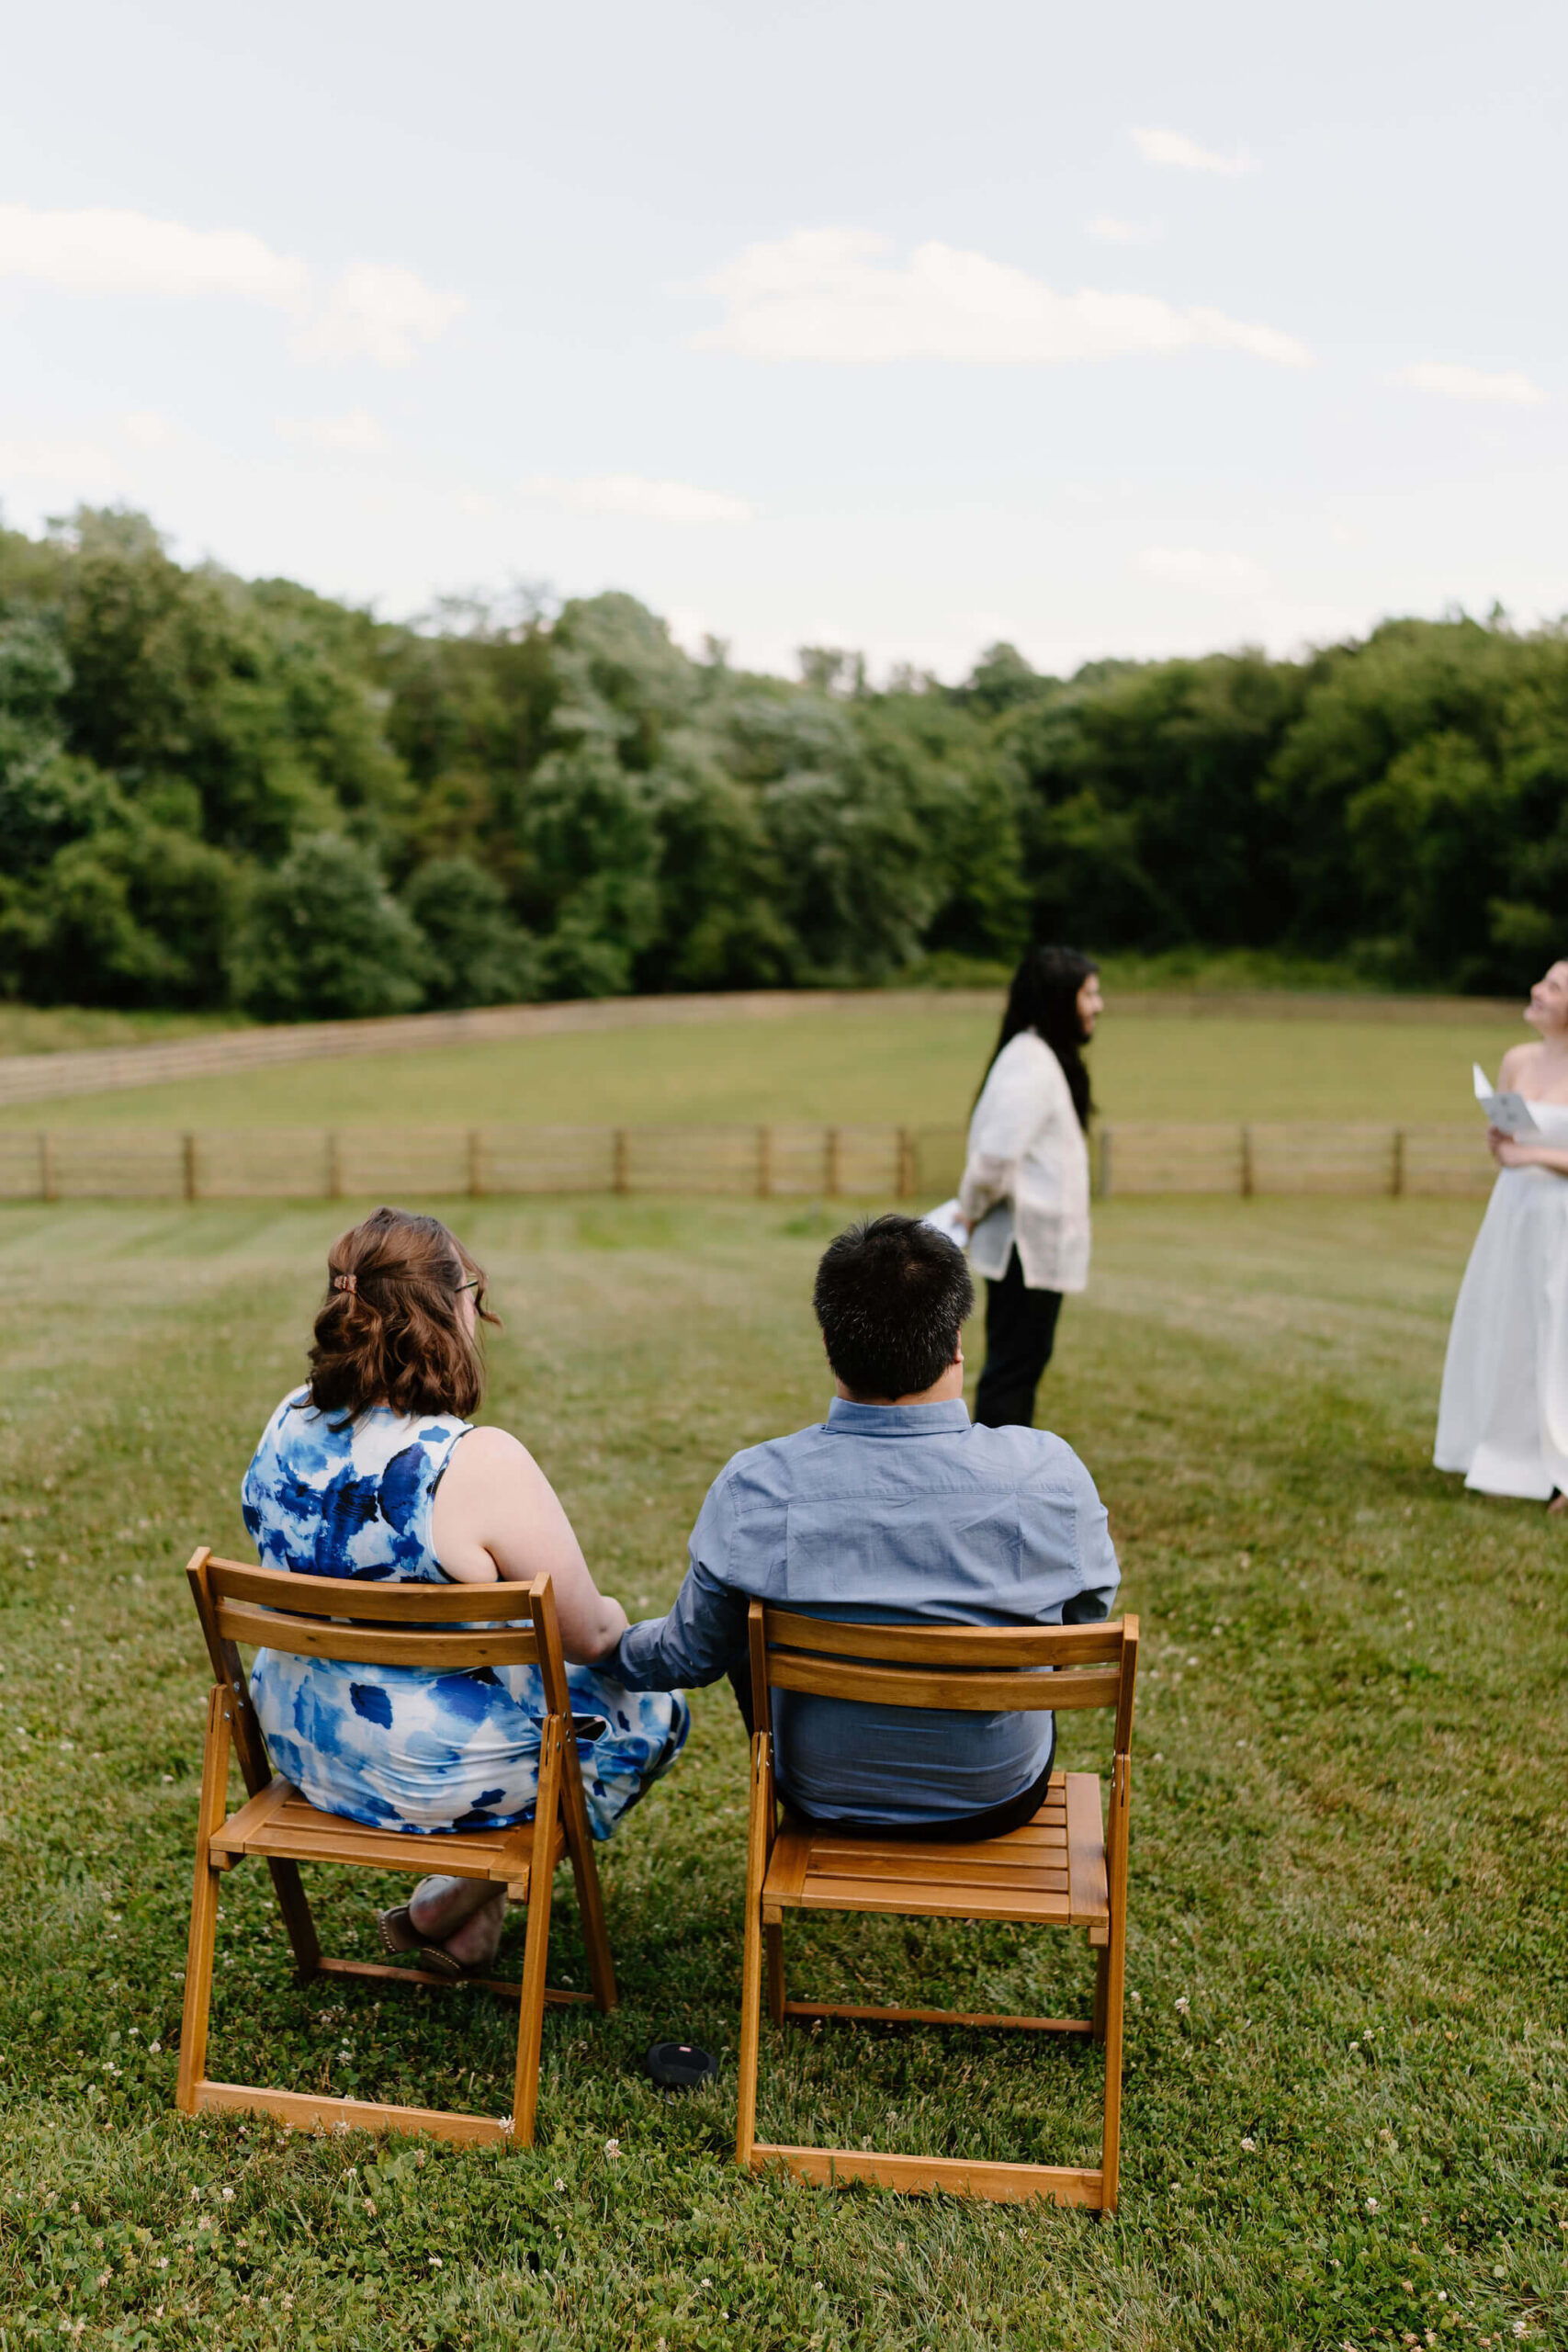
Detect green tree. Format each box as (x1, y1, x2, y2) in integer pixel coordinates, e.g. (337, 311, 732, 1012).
(230, 834, 428, 1023)
(401, 856, 539, 1008)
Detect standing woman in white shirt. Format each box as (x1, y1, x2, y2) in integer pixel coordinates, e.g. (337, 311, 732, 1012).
(957, 945, 1103, 1428)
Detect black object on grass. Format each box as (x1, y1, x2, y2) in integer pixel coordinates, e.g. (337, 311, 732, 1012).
(645, 2040, 717, 2091)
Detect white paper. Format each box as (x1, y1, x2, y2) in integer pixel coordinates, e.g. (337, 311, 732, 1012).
(921, 1196, 970, 1247)
(1472, 1062, 1540, 1138)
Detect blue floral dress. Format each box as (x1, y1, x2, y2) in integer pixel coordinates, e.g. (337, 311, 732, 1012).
(243, 1389, 688, 1840)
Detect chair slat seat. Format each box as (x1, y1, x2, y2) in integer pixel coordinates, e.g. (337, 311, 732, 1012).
(208, 1778, 562, 1893)
(761, 1773, 1106, 1926)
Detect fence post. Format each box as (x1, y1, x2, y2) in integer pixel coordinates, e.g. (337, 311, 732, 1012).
(183, 1133, 199, 1204)
(613, 1128, 629, 1196)
(824, 1126, 841, 1199)
(39, 1132, 56, 1204)
(326, 1133, 343, 1201)
(896, 1126, 915, 1199)
(1240, 1125, 1255, 1198)
(1392, 1128, 1405, 1198)
(756, 1125, 773, 1200)
(468, 1128, 484, 1199)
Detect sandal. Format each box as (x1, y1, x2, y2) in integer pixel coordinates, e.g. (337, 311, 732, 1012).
(376, 1904, 469, 1980)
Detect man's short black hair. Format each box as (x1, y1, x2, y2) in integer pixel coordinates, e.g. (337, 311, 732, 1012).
(813, 1215, 975, 1401)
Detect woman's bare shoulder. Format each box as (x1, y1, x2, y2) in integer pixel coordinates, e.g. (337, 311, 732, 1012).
(1498, 1040, 1540, 1087)
(445, 1424, 533, 1485)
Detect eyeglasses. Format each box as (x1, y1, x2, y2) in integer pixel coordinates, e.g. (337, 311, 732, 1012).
(456, 1276, 481, 1296)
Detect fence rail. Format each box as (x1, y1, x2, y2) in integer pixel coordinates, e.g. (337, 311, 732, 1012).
(0, 1121, 1495, 1204)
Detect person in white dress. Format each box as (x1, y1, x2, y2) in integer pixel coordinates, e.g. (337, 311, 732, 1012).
(1435, 958, 1568, 1509)
(954, 945, 1102, 1428)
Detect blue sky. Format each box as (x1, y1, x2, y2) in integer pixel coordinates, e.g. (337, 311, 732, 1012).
(3, 0, 1563, 678)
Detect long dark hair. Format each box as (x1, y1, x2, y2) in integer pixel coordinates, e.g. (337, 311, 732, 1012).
(980, 944, 1099, 1129)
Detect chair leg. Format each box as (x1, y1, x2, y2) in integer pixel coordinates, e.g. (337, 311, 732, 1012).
(511, 1719, 563, 2148)
(176, 1688, 231, 2115)
(735, 1733, 771, 2167)
(266, 1860, 321, 1983)
(765, 1924, 786, 2027)
(558, 1734, 616, 2013)
(1099, 1757, 1132, 2213)
(1091, 1942, 1111, 2044)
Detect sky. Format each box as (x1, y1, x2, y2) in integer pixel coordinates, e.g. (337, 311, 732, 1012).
(2, 0, 1565, 681)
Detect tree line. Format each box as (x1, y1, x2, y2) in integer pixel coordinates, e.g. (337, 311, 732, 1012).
(0, 506, 1559, 1019)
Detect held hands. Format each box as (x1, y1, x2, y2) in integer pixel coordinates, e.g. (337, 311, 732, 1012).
(1489, 1125, 1534, 1168)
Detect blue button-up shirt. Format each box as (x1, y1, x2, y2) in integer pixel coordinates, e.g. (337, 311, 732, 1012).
(609, 1397, 1119, 1826)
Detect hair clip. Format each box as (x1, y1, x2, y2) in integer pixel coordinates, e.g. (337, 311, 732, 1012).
(333, 1272, 357, 1294)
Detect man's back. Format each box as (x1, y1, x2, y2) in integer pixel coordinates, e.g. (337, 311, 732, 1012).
(613, 1396, 1119, 1826)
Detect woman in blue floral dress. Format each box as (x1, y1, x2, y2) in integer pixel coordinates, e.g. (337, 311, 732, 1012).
(243, 1205, 688, 1976)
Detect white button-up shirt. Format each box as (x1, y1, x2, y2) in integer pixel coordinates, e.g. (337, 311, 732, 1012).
(958, 1031, 1091, 1295)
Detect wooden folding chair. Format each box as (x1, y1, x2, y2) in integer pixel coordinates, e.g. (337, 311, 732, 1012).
(736, 1603, 1138, 2209)
(175, 1546, 616, 2147)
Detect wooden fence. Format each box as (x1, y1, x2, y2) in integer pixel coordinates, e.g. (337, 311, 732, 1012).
(0, 1120, 1495, 1204)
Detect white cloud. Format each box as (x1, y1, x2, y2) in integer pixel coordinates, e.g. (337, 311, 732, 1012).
(0, 435, 125, 489)
(121, 410, 179, 448)
(1135, 547, 1269, 594)
(275, 407, 391, 452)
(1088, 216, 1163, 245)
(1396, 361, 1545, 408)
(292, 264, 465, 369)
(695, 231, 1308, 368)
(0, 202, 308, 305)
(520, 472, 754, 523)
(0, 204, 461, 369)
(1132, 126, 1256, 176)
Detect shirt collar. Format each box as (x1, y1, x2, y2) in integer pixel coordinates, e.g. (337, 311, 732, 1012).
(824, 1397, 972, 1437)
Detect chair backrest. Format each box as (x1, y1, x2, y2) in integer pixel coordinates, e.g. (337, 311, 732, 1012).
(186, 1549, 573, 1732)
(750, 1607, 1139, 1758)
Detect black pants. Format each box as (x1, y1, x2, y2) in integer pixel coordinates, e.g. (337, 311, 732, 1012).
(727, 1664, 1056, 1842)
(974, 1248, 1063, 1430)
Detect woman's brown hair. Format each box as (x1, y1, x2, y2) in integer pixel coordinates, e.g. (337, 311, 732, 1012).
(308, 1207, 499, 1422)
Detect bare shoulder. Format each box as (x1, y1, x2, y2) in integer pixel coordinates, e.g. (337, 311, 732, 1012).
(457, 1424, 527, 1463)
(1499, 1040, 1540, 1088)
(445, 1424, 533, 1488)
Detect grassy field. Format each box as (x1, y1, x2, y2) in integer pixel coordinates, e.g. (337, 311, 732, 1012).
(0, 1192, 1563, 2349)
(0, 1001, 1528, 1132)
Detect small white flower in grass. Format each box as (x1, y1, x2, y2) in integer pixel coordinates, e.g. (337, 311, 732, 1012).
(604, 2137, 621, 2158)
(1240, 2137, 1257, 2152)
(1366, 2197, 1379, 2211)
(1175, 1996, 1190, 2014)
(429, 2255, 443, 2267)
(1437, 2290, 1447, 2301)
(1513, 2324, 1529, 2339)
(554, 2177, 566, 2192)
(220, 2188, 234, 2202)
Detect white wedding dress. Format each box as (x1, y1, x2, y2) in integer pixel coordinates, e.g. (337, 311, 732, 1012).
(1435, 1100, 1568, 1498)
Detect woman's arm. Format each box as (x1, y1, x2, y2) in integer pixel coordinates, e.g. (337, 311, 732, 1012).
(430, 1428, 629, 1663)
(1491, 1131, 1568, 1177)
(958, 1042, 1052, 1227)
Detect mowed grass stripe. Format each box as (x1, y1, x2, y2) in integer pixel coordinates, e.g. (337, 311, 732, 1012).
(0, 1004, 1527, 1133)
(0, 1197, 1562, 2350)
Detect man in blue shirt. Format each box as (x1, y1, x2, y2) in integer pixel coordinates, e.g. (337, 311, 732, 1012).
(608, 1215, 1119, 1836)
